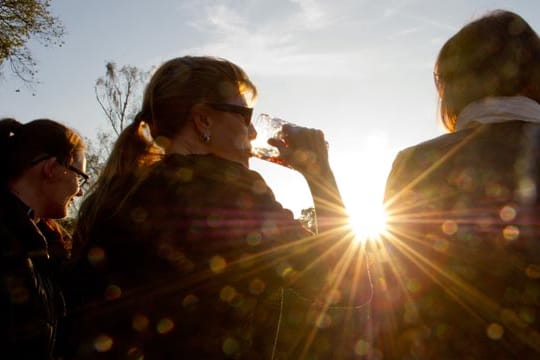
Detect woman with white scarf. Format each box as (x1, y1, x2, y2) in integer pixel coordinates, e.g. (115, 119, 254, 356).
(373, 10, 540, 358)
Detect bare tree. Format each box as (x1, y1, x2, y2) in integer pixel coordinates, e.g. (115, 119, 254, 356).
(0, 0, 64, 83)
(82, 61, 150, 191)
(84, 131, 114, 182)
(94, 62, 150, 136)
(65, 63, 149, 225)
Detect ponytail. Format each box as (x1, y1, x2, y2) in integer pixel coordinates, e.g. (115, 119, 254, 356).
(0, 118, 22, 141)
(0, 118, 23, 186)
(91, 112, 163, 183)
(73, 114, 163, 259)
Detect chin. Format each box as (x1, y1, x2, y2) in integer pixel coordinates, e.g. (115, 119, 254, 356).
(47, 205, 69, 219)
(51, 211, 68, 220)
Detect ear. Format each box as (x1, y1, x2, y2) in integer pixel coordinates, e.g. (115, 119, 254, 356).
(191, 104, 213, 135)
(41, 157, 59, 179)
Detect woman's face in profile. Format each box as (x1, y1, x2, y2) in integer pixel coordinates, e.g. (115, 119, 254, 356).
(46, 150, 87, 219)
(207, 93, 256, 168)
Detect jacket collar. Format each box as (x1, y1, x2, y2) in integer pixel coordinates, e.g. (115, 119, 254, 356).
(1, 189, 49, 260)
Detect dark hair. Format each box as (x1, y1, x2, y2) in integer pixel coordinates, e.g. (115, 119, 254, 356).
(435, 10, 540, 131)
(0, 118, 85, 187)
(73, 56, 257, 258)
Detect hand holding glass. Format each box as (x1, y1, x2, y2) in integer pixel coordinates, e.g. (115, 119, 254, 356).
(251, 113, 329, 169)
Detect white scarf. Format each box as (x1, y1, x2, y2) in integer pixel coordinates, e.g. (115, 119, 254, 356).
(455, 96, 540, 131)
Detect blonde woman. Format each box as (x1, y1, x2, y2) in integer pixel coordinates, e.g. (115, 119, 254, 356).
(67, 56, 364, 359)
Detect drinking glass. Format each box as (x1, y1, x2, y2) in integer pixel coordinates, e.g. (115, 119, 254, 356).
(250, 113, 294, 167)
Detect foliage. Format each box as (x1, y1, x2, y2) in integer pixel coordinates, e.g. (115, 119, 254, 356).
(95, 62, 150, 136)
(299, 207, 317, 233)
(0, 0, 64, 83)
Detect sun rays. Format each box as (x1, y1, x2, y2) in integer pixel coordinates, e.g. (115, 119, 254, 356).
(213, 211, 374, 357)
(267, 124, 540, 357)
(135, 128, 540, 357)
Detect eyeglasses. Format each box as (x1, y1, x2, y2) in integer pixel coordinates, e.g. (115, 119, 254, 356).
(31, 154, 89, 187)
(207, 103, 253, 126)
(66, 165, 89, 187)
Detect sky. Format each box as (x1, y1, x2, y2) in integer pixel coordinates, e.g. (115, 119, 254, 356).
(1, 0, 540, 228)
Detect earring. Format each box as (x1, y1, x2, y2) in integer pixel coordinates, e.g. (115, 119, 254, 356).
(201, 133, 211, 143)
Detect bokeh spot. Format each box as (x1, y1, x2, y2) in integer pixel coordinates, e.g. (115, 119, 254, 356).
(502, 225, 519, 241)
(94, 334, 113, 352)
(104, 284, 122, 301)
(132, 314, 149, 332)
(441, 220, 458, 235)
(486, 323, 504, 340)
(222, 337, 240, 356)
(156, 318, 174, 334)
(210, 255, 227, 273)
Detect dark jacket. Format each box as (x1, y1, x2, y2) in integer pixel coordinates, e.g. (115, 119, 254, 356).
(0, 190, 67, 359)
(375, 121, 540, 359)
(66, 154, 368, 359)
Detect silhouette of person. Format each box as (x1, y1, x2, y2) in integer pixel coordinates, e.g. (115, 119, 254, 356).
(66, 56, 368, 359)
(374, 10, 540, 358)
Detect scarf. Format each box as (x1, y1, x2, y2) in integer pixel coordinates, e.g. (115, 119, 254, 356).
(455, 96, 540, 131)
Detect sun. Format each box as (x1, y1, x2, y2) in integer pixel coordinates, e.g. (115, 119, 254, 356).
(349, 203, 388, 242)
(336, 133, 395, 243)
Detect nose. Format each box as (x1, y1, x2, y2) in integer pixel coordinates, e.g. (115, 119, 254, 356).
(248, 123, 257, 141)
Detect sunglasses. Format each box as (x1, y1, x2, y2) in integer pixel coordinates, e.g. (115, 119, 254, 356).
(207, 103, 253, 126)
(31, 154, 89, 187)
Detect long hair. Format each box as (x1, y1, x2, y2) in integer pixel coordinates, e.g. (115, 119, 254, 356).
(435, 10, 540, 131)
(73, 56, 257, 257)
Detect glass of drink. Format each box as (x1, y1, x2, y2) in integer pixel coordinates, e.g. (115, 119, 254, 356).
(250, 113, 293, 167)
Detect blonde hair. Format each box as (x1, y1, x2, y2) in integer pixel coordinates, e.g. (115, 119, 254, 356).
(435, 10, 540, 132)
(73, 56, 257, 256)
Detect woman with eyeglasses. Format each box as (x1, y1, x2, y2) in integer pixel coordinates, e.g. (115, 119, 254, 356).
(66, 56, 365, 359)
(0, 118, 87, 359)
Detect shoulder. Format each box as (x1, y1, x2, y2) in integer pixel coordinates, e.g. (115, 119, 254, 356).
(392, 121, 533, 171)
(384, 128, 480, 204)
(387, 132, 465, 187)
(385, 121, 536, 201)
(150, 154, 294, 212)
(155, 154, 269, 188)
(394, 130, 471, 164)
